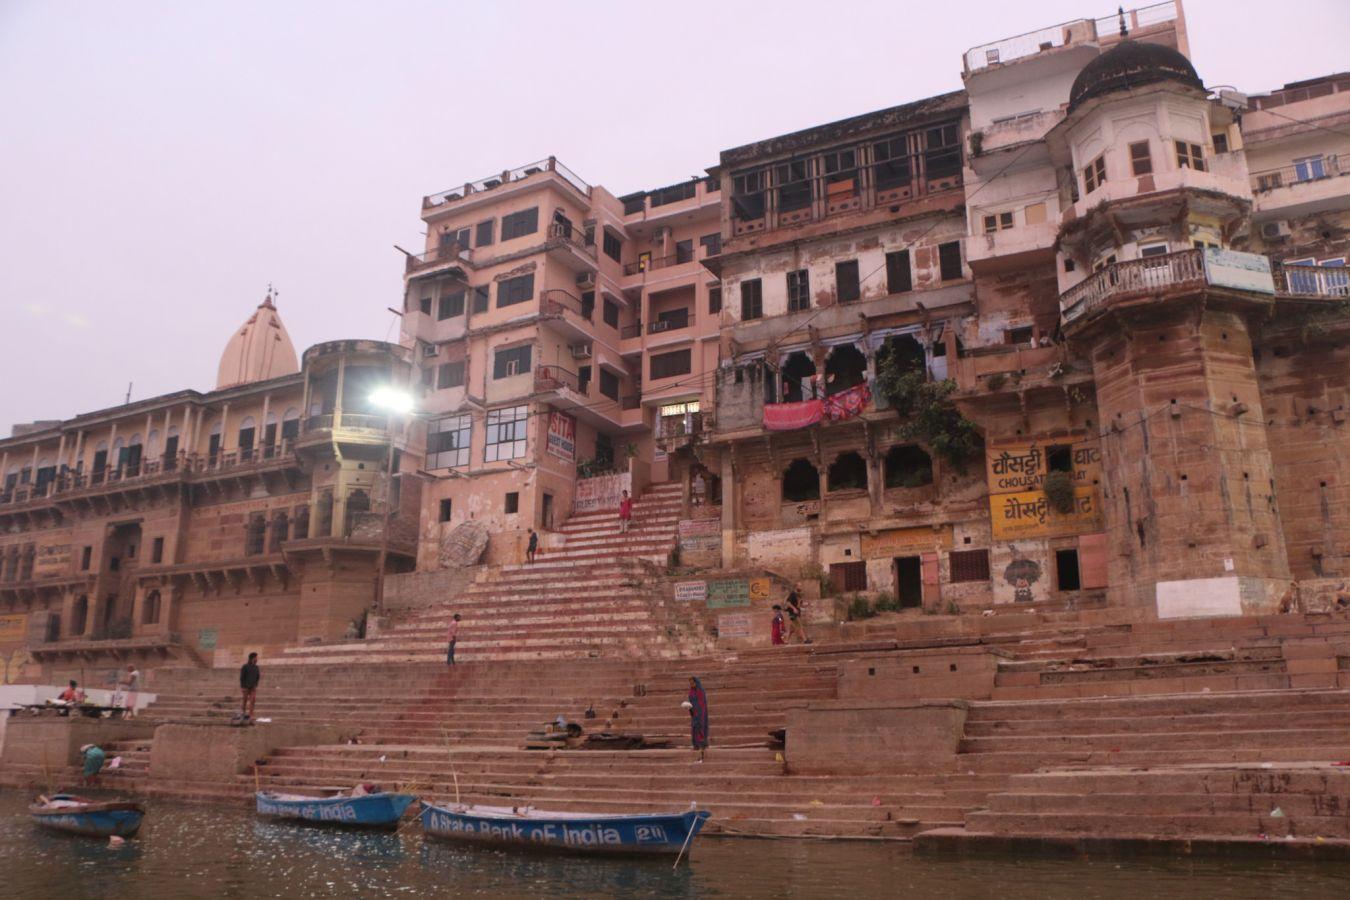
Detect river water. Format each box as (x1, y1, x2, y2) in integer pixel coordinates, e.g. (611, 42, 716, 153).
(4, 792, 1349, 899)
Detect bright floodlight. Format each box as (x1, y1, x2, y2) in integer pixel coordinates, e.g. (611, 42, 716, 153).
(369, 386, 415, 414)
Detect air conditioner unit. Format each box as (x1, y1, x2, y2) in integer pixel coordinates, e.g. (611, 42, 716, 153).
(422, 344, 439, 358)
(570, 342, 593, 360)
(575, 272, 596, 290)
(1261, 220, 1291, 240)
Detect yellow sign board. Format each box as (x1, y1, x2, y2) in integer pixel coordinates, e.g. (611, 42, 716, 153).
(748, 578, 771, 602)
(861, 526, 953, 559)
(0, 614, 28, 647)
(985, 443, 1101, 494)
(990, 487, 1103, 540)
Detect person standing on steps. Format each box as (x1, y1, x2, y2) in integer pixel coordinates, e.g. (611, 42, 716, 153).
(618, 490, 633, 534)
(120, 665, 141, 719)
(239, 652, 261, 719)
(784, 583, 811, 644)
(446, 613, 461, 665)
(686, 676, 709, 763)
(526, 528, 538, 564)
(770, 605, 785, 645)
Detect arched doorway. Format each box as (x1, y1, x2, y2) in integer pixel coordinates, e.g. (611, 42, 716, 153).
(824, 344, 868, 395)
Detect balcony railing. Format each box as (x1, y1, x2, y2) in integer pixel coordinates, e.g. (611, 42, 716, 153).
(302, 413, 389, 434)
(535, 365, 580, 393)
(658, 411, 705, 439)
(647, 309, 691, 334)
(620, 394, 641, 410)
(619, 323, 643, 340)
(623, 253, 696, 276)
(1274, 261, 1350, 297)
(423, 157, 591, 209)
(406, 242, 471, 275)
(1061, 249, 1207, 323)
(963, 2, 1177, 73)
(546, 221, 596, 256)
(540, 289, 592, 321)
(1251, 156, 1343, 193)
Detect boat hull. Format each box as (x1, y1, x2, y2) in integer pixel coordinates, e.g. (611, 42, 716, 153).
(420, 802, 711, 856)
(30, 798, 144, 838)
(255, 791, 416, 828)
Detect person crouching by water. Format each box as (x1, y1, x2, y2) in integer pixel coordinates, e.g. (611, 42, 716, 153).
(446, 613, 461, 666)
(240, 652, 261, 720)
(685, 677, 709, 763)
(79, 744, 105, 787)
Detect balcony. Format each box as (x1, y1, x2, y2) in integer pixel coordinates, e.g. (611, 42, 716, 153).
(1274, 261, 1350, 298)
(1060, 250, 1209, 324)
(647, 309, 691, 335)
(544, 221, 598, 272)
(619, 177, 720, 224)
(405, 242, 472, 277)
(1251, 157, 1347, 219)
(623, 253, 699, 277)
(534, 365, 581, 394)
(539, 289, 594, 342)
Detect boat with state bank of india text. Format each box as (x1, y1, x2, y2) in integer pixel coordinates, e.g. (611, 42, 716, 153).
(255, 791, 417, 828)
(419, 801, 712, 855)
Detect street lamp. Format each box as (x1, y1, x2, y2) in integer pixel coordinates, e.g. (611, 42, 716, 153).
(368, 386, 418, 614)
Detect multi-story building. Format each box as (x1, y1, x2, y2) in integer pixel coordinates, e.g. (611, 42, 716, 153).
(0, 295, 416, 681)
(400, 158, 721, 565)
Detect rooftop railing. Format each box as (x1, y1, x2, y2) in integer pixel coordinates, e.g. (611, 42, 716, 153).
(423, 157, 591, 209)
(963, 1, 1177, 74)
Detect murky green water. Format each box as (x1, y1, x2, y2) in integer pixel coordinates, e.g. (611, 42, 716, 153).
(4, 792, 1349, 898)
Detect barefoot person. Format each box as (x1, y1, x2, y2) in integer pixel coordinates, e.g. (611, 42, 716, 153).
(686, 676, 709, 763)
(239, 652, 261, 719)
(618, 490, 633, 534)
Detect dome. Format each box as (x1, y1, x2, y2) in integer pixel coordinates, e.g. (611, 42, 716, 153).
(1068, 40, 1203, 113)
(215, 292, 300, 389)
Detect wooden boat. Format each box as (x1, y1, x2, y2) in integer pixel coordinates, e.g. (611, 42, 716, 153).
(255, 790, 417, 828)
(29, 794, 144, 838)
(420, 801, 712, 855)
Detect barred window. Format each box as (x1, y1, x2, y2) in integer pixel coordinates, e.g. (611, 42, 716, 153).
(830, 561, 868, 593)
(437, 361, 465, 389)
(740, 279, 763, 320)
(485, 406, 528, 462)
(949, 549, 991, 583)
(428, 415, 471, 468)
(787, 269, 810, 312)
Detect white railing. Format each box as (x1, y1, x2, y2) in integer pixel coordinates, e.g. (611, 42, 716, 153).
(964, 2, 1178, 74)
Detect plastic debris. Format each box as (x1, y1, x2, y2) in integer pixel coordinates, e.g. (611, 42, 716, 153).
(809, 800, 824, 807)
(871, 796, 882, 807)
(792, 813, 807, 821)
(379, 755, 387, 763)
(1270, 807, 1285, 818)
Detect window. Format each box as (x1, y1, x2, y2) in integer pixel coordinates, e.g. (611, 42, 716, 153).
(418, 295, 432, 315)
(81, 546, 92, 570)
(740, 279, 763, 320)
(675, 239, 694, 264)
(441, 228, 470, 252)
(493, 344, 532, 379)
(949, 549, 991, 582)
(1139, 243, 1169, 258)
(650, 349, 692, 380)
(1056, 548, 1082, 591)
(1175, 141, 1205, 171)
(924, 123, 962, 179)
(732, 169, 766, 220)
(438, 499, 453, 522)
(151, 537, 163, 564)
(599, 368, 620, 400)
(835, 260, 861, 303)
(829, 561, 868, 593)
(782, 458, 820, 502)
(938, 241, 964, 280)
(787, 269, 810, 312)
(471, 285, 489, 313)
(437, 361, 465, 389)
(500, 207, 539, 240)
(497, 273, 534, 308)
(438, 290, 465, 320)
(775, 159, 811, 212)
(884, 445, 933, 488)
(577, 365, 591, 394)
(1046, 445, 1073, 473)
(708, 285, 722, 314)
(603, 231, 622, 262)
(1212, 132, 1229, 154)
(1294, 155, 1327, 182)
(1129, 141, 1152, 176)
(1083, 154, 1107, 193)
(699, 233, 721, 257)
(485, 406, 528, 462)
(827, 452, 868, 491)
(581, 291, 595, 320)
(983, 211, 1014, 233)
(475, 219, 494, 247)
(603, 297, 619, 328)
(886, 250, 912, 294)
(244, 512, 266, 556)
(427, 415, 471, 468)
(505, 492, 519, 514)
(873, 135, 912, 190)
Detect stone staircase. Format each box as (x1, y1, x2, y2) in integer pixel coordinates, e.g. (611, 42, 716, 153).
(276, 483, 709, 666)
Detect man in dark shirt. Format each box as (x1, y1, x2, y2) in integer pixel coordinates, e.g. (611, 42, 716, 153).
(784, 584, 810, 644)
(240, 652, 261, 719)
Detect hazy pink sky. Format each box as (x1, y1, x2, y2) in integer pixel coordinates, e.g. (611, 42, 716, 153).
(2, 0, 1346, 435)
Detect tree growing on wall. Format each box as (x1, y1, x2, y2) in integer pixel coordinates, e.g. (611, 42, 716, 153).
(873, 343, 982, 470)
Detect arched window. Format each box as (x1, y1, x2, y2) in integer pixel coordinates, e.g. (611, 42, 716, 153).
(881, 334, 926, 376)
(345, 489, 371, 536)
(782, 459, 820, 502)
(824, 344, 868, 395)
(164, 426, 181, 470)
(142, 589, 161, 625)
(885, 444, 934, 488)
(780, 352, 817, 403)
(92, 441, 110, 483)
(147, 429, 159, 457)
(827, 451, 869, 492)
(208, 421, 224, 464)
(316, 490, 334, 536)
(262, 412, 279, 456)
(124, 433, 143, 476)
(238, 416, 257, 460)
(269, 509, 290, 552)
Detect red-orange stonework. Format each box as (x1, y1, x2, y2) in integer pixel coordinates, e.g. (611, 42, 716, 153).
(4, 3, 1350, 857)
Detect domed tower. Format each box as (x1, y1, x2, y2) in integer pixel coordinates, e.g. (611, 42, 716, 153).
(216, 291, 300, 389)
(1049, 33, 1291, 616)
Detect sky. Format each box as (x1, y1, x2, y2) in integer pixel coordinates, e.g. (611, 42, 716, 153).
(1, 0, 1347, 435)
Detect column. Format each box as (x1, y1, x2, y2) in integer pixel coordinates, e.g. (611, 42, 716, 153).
(334, 358, 347, 425)
(720, 451, 738, 565)
(259, 393, 271, 456)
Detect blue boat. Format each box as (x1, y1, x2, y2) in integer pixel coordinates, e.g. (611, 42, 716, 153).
(420, 801, 712, 856)
(30, 794, 144, 838)
(255, 790, 417, 828)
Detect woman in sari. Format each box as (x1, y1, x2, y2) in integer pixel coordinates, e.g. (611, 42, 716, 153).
(687, 677, 709, 762)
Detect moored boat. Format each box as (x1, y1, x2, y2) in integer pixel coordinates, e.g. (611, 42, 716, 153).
(255, 790, 416, 828)
(420, 801, 712, 855)
(29, 794, 145, 838)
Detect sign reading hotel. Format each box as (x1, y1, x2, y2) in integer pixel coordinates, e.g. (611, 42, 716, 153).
(990, 487, 1103, 540)
(985, 443, 1101, 493)
(546, 411, 576, 462)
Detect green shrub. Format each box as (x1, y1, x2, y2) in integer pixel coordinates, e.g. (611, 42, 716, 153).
(873, 591, 903, 613)
(846, 594, 876, 621)
(1043, 469, 1076, 514)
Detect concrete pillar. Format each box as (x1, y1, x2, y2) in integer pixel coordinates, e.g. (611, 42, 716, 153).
(217, 403, 230, 467)
(259, 393, 271, 455)
(866, 451, 882, 516)
(720, 451, 738, 565)
(334, 358, 347, 424)
(54, 433, 66, 490)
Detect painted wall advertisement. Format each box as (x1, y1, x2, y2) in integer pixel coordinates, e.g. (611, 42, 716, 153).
(0, 614, 27, 647)
(717, 613, 753, 640)
(705, 578, 771, 609)
(984, 440, 1103, 540)
(573, 471, 631, 513)
(677, 518, 720, 553)
(546, 411, 576, 462)
(32, 543, 72, 580)
(990, 487, 1103, 540)
(674, 581, 708, 602)
(985, 443, 1101, 493)
(860, 526, 952, 559)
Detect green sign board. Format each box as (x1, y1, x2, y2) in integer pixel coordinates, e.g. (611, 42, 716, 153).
(198, 629, 217, 650)
(707, 579, 750, 609)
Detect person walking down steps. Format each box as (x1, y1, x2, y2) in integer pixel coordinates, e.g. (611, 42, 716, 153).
(446, 613, 461, 666)
(618, 490, 633, 534)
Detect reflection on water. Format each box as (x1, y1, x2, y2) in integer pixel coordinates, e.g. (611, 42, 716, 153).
(3, 792, 1350, 899)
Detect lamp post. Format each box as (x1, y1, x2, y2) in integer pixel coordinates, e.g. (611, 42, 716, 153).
(368, 387, 416, 614)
